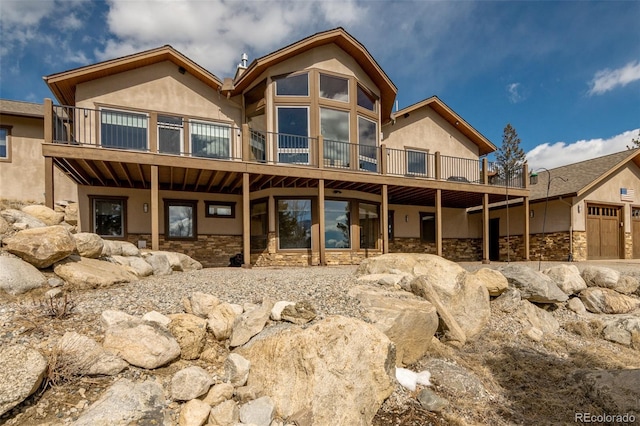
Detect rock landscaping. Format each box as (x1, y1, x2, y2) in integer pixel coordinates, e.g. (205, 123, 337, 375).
(0, 203, 639, 425)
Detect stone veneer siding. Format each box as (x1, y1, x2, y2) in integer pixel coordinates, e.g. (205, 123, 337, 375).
(529, 231, 572, 262)
(625, 232, 633, 259)
(127, 234, 242, 268)
(389, 238, 483, 262)
(572, 231, 587, 261)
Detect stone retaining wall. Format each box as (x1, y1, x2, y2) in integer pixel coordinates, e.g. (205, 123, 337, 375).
(389, 238, 483, 262)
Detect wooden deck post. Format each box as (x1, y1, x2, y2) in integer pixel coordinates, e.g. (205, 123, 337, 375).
(148, 112, 158, 153)
(435, 151, 441, 180)
(382, 184, 389, 253)
(482, 193, 490, 263)
(242, 123, 250, 162)
(318, 179, 326, 265)
(242, 173, 251, 267)
(317, 136, 324, 169)
(44, 98, 53, 144)
(44, 157, 54, 208)
(150, 165, 159, 250)
(380, 144, 387, 175)
(436, 188, 442, 257)
(482, 157, 488, 185)
(523, 196, 530, 260)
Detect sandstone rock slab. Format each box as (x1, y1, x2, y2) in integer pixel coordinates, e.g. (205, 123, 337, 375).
(0, 345, 48, 416)
(168, 313, 207, 360)
(500, 264, 568, 303)
(4, 225, 75, 268)
(580, 287, 640, 314)
(56, 331, 128, 376)
(543, 264, 587, 295)
(22, 205, 64, 226)
(0, 256, 47, 295)
(72, 232, 104, 258)
(54, 255, 138, 289)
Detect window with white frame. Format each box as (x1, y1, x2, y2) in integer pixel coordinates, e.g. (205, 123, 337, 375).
(158, 115, 183, 155)
(100, 109, 148, 150)
(0, 127, 9, 160)
(276, 106, 309, 164)
(190, 121, 231, 159)
(406, 149, 427, 176)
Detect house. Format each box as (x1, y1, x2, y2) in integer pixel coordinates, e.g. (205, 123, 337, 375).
(0, 100, 77, 204)
(484, 149, 640, 261)
(3, 28, 531, 267)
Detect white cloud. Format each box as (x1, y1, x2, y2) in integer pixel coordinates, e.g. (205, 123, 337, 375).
(506, 82, 524, 103)
(96, 0, 370, 78)
(588, 60, 640, 95)
(526, 128, 640, 170)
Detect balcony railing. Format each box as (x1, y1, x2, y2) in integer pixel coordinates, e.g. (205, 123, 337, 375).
(46, 101, 526, 188)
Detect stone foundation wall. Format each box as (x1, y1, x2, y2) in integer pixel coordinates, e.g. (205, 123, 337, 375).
(389, 238, 482, 262)
(572, 231, 587, 261)
(496, 235, 527, 261)
(625, 232, 633, 259)
(127, 234, 242, 268)
(529, 231, 572, 262)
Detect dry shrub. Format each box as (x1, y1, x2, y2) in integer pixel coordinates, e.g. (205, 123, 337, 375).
(33, 294, 76, 319)
(42, 347, 75, 391)
(562, 319, 604, 338)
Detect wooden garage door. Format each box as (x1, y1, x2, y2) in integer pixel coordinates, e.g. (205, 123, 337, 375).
(587, 205, 620, 260)
(633, 207, 640, 259)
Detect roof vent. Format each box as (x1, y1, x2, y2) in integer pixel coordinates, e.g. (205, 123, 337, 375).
(239, 53, 248, 69)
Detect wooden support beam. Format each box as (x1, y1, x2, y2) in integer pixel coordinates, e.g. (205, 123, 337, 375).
(64, 159, 92, 186)
(44, 157, 54, 208)
(436, 189, 442, 257)
(80, 159, 106, 186)
(101, 161, 121, 187)
(318, 179, 326, 266)
(137, 164, 146, 189)
(482, 193, 490, 263)
(206, 170, 221, 192)
(258, 175, 275, 190)
(523, 196, 530, 261)
(151, 165, 159, 250)
(382, 184, 389, 253)
(220, 172, 236, 192)
(117, 162, 134, 188)
(182, 168, 190, 191)
(169, 166, 174, 190)
(193, 169, 205, 192)
(242, 173, 251, 267)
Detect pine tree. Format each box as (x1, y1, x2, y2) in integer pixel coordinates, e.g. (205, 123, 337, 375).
(496, 123, 526, 180)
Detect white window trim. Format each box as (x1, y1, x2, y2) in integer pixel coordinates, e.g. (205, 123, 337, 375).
(99, 107, 149, 151)
(189, 119, 232, 159)
(276, 106, 310, 165)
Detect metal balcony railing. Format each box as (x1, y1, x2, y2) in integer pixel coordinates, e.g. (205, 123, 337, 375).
(46, 102, 526, 188)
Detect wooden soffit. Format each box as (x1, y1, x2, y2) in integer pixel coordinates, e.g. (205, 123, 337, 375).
(43, 45, 224, 106)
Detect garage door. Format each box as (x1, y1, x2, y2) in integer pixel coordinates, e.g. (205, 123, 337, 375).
(633, 207, 640, 259)
(587, 204, 620, 260)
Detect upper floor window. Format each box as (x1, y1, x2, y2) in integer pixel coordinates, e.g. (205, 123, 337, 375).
(358, 116, 378, 172)
(320, 74, 349, 102)
(357, 85, 376, 111)
(158, 115, 183, 155)
(0, 127, 9, 160)
(101, 109, 148, 151)
(190, 120, 231, 159)
(275, 73, 309, 96)
(406, 149, 428, 176)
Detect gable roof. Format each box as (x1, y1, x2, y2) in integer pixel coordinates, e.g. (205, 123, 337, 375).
(529, 149, 640, 201)
(390, 96, 497, 156)
(233, 27, 398, 123)
(43, 45, 224, 106)
(0, 99, 44, 118)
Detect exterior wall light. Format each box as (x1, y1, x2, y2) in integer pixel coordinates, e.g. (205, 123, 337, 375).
(143, 203, 149, 213)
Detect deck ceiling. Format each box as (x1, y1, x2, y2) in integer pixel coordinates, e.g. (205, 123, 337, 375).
(54, 157, 523, 209)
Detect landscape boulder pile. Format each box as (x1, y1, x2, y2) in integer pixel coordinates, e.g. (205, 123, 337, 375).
(0, 203, 202, 296)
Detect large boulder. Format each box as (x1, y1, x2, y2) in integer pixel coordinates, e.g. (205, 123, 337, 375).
(601, 316, 640, 346)
(64, 202, 78, 225)
(184, 292, 220, 318)
(21, 205, 64, 226)
(513, 300, 560, 335)
(582, 266, 620, 290)
(499, 265, 568, 303)
(143, 252, 172, 276)
(101, 240, 140, 257)
(229, 298, 274, 347)
(72, 232, 104, 258)
(4, 225, 76, 268)
(170, 366, 213, 401)
(167, 313, 207, 360)
(208, 302, 243, 341)
(0, 215, 10, 234)
(575, 369, 640, 416)
(579, 287, 640, 314)
(0, 345, 48, 416)
(73, 379, 166, 426)
(357, 253, 463, 281)
(350, 286, 438, 366)
(543, 264, 587, 295)
(0, 256, 47, 295)
(0, 208, 46, 229)
(102, 314, 181, 369)
(468, 268, 509, 296)
(420, 359, 489, 401)
(236, 316, 395, 425)
(53, 255, 137, 289)
(56, 331, 128, 376)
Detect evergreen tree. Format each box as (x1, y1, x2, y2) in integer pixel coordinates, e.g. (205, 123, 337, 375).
(496, 123, 526, 180)
(626, 130, 640, 150)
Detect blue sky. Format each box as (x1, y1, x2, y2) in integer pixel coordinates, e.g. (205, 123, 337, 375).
(1, 0, 638, 169)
